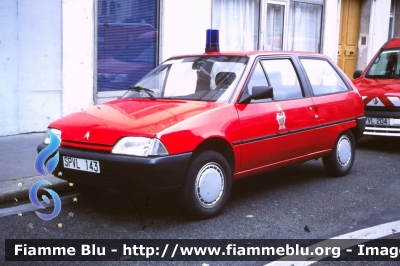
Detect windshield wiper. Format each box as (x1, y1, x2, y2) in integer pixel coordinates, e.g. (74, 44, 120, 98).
(129, 86, 156, 100)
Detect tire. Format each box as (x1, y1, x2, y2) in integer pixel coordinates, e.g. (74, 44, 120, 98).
(323, 131, 355, 177)
(180, 150, 232, 219)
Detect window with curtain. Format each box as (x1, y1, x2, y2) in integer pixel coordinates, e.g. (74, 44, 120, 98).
(97, 0, 158, 92)
(212, 0, 323, 53)
(264, 3, 285, 50)
(288, 1, 323, 52)
(212, 0, 260, 51)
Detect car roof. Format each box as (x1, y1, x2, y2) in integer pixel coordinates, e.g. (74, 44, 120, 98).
(170, 50, 324, 59)
(384, 37, 400, 49)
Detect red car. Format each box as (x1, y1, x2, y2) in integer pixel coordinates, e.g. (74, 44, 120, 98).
(353, 37, 400, 137)
(38, 50, 365, 219)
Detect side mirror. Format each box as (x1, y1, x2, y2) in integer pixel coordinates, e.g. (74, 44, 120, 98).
(353, 70, 363, 79)
(239, 86, 273, 104)
(252, 86, 273, 100)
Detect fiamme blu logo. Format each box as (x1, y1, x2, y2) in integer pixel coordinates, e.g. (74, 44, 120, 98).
(31, 131, 62, 221)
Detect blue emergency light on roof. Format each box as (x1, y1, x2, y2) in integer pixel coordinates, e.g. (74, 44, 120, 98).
(205, 29, 220, 53)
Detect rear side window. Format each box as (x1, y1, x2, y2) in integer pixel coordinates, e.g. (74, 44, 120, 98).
(301, 59, 349, 96)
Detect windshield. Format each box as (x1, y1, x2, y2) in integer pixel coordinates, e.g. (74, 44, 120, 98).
(122, 56, 248, 102)
(366, 49, 400, 78)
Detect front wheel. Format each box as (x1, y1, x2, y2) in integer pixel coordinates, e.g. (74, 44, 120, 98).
(180, 151, 232, 219)
(323, 131, 355, 177)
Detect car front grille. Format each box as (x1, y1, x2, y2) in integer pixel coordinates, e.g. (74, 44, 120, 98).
(364, 125, 400, 137)
(364, 106, 400, 136)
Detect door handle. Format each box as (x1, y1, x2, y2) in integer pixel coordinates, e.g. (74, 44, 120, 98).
(314, 106, 319, 118)
(345, 50, 356, 56)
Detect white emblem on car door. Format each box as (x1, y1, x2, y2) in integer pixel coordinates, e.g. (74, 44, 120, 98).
(83, 131, 90, 140)
(276, 104, 286, 130)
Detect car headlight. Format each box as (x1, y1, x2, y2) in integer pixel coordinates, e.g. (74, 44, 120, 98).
(43, 128, 62, 145)
(112, 137, 169, 157)
(114, 73, 128, 82)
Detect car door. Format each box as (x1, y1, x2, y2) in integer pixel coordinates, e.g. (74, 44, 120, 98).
(299, 57, 361, 151)
(235, 57, 316, 174)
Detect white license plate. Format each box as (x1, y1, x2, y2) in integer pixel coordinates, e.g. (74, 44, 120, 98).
(366, 117, 390, 125)
(63, 156, 100, 173)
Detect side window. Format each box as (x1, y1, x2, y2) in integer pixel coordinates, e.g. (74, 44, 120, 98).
(300, 59, 350, 96)
(244, 62, 272, 103)
(261, 59, 304, 100)
(367, 49, 400, 77)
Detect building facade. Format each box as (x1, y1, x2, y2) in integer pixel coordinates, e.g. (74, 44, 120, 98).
(0, 0, 399, 136)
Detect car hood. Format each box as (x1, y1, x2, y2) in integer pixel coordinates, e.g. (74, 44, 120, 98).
(50, 99, 225, 148)
(353, 78, 400, 107)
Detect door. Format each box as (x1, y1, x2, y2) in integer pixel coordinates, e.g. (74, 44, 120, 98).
(300, 57, 358, 150)
(236, 58, 316, 173)
(338, 0, 361, 79)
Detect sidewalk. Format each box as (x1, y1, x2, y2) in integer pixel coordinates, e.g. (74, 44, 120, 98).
(0, 133, 69, 204)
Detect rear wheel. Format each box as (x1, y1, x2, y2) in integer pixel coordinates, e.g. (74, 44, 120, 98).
(323, 131, 355, 177)
(180, 150, 232, 219)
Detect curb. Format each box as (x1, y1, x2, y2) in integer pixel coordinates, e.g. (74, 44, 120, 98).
(0, 175, 72, 204)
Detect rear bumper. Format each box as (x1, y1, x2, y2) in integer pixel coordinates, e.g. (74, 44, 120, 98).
(37, 144, 192, 193)
(356, 116, 367, 136)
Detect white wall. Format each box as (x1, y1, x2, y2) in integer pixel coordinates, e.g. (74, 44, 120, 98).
(358, 0, 371, 70)
(160, 0, 212, 62)
(367, 0, 391, 62)
(0, 0, 19, 135)
(0, 0, 62, 136)
(322, 0, 341, 62)
(62, 0, 95, 116)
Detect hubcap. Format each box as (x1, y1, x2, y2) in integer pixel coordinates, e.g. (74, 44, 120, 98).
(337, 136, 351, 166)
(195, 162, 225, 208)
